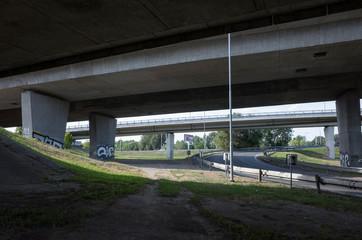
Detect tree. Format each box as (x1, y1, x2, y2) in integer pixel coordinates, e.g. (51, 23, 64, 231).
(175, 140, 188, 150)
(206, 132, 217, 149)
(121, 140, 140, 151)
(289, 135, 306, 146)
(312, 136, 325, 146)
(191, 135, 205, 149)
(15, 127, 22, 135)
(115, 140, 121, 151)
(139, 134, 166, 150)
(261, 128, 293, 147)
(83, 141, 90, 150)
(63, 132, 73, 149)
(215, 129, 263, 150)
(215, 131, 229, 149)
(334, 134, 339, 143)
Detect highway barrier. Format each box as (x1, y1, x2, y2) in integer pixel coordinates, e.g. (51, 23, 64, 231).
(194, 154, 362, 191)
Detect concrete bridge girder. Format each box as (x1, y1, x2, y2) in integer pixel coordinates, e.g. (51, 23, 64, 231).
(1, 16, 362, 119)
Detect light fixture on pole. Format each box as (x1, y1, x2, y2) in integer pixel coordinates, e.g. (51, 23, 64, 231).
(203, 111, 206, 150)
(228, 33, 234, 182)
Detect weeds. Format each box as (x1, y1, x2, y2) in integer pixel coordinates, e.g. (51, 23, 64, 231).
(158, 180, 180, 197)
(191, 196, 289, 240)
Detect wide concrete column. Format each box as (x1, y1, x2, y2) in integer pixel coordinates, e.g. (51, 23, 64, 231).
(336, 89, 362, 167)
(324, 126, 335, 159)
(89, 113, 116, 160)
(166, 133, 174, 159)
(21, 91, 69, 149)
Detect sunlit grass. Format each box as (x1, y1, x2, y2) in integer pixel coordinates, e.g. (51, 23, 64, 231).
(0, 127, 151, 200)
(268, 150, 340, 166)
(115, 150, 199, 160)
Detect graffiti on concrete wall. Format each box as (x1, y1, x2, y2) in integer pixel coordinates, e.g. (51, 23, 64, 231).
(33, 132, 63, 149)
(326, 146, 330, 158)
(97, 145, 115, 160)
(23, 127, 31, 135)
(340, 151, 350, 167)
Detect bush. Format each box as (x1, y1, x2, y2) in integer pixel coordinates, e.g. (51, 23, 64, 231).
(63, 132, 73, 149)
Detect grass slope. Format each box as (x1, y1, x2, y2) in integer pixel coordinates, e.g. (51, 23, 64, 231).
(1, 128, 361, 239)
(115, 150, 199, 160)
(268, 147, 340, 166)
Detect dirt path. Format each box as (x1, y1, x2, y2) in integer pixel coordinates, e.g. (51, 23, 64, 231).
(115, 158, 204, 180)
(19, 184, 225, 240)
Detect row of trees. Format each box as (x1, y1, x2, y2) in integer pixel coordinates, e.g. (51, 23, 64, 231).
(17, 126, 335, 151)
(112, 128, 294, 151)
(288, 134, 338, 146)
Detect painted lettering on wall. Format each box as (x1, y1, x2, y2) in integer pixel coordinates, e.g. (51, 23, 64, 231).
(340, 151, 350, 167)
(326, 146, 330, 158)
(33, 132, 63, 149)
(23, 127, 30, 135)
(97, 145, 115, 160)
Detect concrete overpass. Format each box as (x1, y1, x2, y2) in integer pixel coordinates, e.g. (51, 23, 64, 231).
(67, 109, 362, 161)
(67, 109, 362, 137)
(0, 1, 361, 163)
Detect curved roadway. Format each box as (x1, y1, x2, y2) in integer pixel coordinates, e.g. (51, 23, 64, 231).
(206, 152, 287, 172)
(205, 151, 362, 197)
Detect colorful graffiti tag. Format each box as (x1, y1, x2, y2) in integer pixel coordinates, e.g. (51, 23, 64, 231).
(33, 132, 63, 149)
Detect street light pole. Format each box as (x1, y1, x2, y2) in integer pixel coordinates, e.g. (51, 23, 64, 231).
(228, 33, 234, 182)
(203, 111, 206, 150)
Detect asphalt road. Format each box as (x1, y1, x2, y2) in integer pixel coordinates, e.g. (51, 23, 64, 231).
(206, 152, 362, 197)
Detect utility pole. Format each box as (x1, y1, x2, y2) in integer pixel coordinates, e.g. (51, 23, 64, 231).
(203, 111, 206, 150)
(228, 33, 234, 182)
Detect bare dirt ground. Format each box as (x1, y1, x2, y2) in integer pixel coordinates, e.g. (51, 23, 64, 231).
(1, 138, 362, 240)
(30, 185, 225, 240)
(112, 158, 202, 180)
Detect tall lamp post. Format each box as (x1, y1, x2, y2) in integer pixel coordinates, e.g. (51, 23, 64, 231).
(228, 33, 234, 182)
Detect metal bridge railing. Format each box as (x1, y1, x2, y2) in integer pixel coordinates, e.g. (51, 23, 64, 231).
(66, 109, 362, 132)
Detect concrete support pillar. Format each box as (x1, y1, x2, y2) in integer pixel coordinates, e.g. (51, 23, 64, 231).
(336, 89, 362, 167)
(166, 133, 174, 159)
(324, 126, 335, 159)
(21, 91, 69, 149)
(89, 113, 116, 160)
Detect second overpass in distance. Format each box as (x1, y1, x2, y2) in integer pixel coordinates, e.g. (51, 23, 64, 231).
(67, 109, 362, 139)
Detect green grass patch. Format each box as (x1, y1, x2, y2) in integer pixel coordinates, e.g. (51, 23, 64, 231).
(115, 150, 199, 160)
(67, 148, 88, 157)
(294, 147, 340, 160)
(268, 150, 340, 166)
(0, 127, 151, 200)
(191, 196, 287, 240)
(158, 180, 180, 197)
(182, 181, 362, 213)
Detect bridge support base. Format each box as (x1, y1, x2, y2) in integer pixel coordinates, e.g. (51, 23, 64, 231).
(166, 133, 174, 159)
(89, 113, 116, 160)
(21, 91, 69, 149)
(336, 89, 362, 167)
(324, 126, 335, 159)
